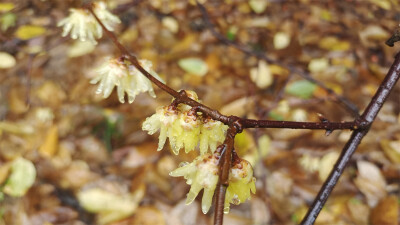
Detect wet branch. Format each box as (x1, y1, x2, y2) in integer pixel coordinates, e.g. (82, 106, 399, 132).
(301, 51, 400, 225)
(86, 3, 400, 225)
(87, 4, 361, 133)
(213, 125, 238, 225)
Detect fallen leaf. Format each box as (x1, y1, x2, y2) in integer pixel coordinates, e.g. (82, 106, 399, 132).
(132, 206, 166, 225)
(249, 0, 268, 14)
(0, 52, 16, 69)
(3, 157, 36, 197)
(285, 80, 317, 99)
(0, 3, 14, 12)
(1, 12, 16, 31)
(39, 125, 59, 158)
(368, 0, 392, 10)
(370, 195, 399, 225)
(318, 151, 339, 181)
(162, 17, 179, 33)
(67, 40, 95, 58)
(178, 57, 208, 76)
(347, 197, 370, 225)
(15, 25, 46, 40)
(220, 97, 254, 117)
(359, 25, 390, 47)
(250, 60, 273, 89)
(274, 32, 291, 50)
(299, 154, 320, 173)
(308, 58, 329, 73)
(77, 186, 144, 224)
(354, 161, 387, 207)
(319, 37, 350, 51)
(380, 139, 400, 163)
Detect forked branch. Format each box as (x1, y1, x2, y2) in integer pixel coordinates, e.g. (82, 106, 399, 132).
(86, 3, 400, 225)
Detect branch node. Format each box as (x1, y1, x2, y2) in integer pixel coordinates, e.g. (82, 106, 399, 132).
(317, 113, 329, 123)
(228, 116, 243, 134)
(386, 28, 400, 47)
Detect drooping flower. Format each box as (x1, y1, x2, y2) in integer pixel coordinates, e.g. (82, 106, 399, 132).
(57, 2, 120, 44)
(169, 153, 219, 214)
(142, 90, 228, 155)
(224, 158, 256, 213)
(199, 118, 228, 154)
(90, 57, 161, 103)
(142, 105, 179, 151)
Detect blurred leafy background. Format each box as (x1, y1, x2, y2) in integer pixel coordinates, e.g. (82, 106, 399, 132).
(0, 0, 399, 224)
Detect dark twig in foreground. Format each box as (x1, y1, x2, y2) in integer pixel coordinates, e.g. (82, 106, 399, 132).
(196, 2, 360, 118)
(301, 51, 400, 225)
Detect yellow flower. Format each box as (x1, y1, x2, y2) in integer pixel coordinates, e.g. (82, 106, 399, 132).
(57, 2, 120, 44)
(169, 153, 219, 214)
(90, 58, 161, 103)
(142, 105, 179, 151)
(200, 118, 228, 154)
(224, 158, 256, 213)
(142, 90, 228, 155)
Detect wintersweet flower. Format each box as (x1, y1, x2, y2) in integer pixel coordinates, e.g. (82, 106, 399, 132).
(224, 158, 256, 213)
(169, 153, 219, 214)
(142, 105, 179, 151)
(199, 119, 228, 154)
(57, 2, 120, 44)
(90, 58, 161, 103)
(142, 90, 228, 154)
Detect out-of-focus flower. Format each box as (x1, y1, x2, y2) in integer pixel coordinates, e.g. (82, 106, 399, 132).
(90, 57, 161, 103)
(224, 158, 256, 213)
(169, 153, 219, 214)
(57, 2, 120, 44)
(142, 90, 228, 154)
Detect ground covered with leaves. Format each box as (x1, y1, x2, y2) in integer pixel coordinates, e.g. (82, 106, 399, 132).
(0, 0, 399, 224)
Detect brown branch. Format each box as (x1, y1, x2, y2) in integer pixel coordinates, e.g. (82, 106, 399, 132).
(196, 2, 361, 118)
(301, 51, 400, 225)
(87, 4, 361, 134)
(214, 122, 241, 225)
(385, 27, 400, 47)
(85, 4, 398, 225)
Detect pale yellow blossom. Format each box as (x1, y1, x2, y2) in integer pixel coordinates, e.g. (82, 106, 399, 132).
(224, 158, 256, 213)
(58, 2, 120, 44)
(90, 58, 161, 103)
(169, 153, 219, 214)
(142, 90, 228, 154)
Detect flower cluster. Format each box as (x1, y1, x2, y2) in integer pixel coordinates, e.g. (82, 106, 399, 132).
(57, 2, 120, 44)
(169, 152, 256, 214)
(142, 91, 228, 155)
(90, 57, 162, 103)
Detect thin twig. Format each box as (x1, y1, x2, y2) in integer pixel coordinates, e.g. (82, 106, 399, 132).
(301, 51, 400, 225)
(214, 123, 240, 225)
(85, 4, 393, 225)
(196, 2, 361, 118)
(88, 4, 360, 133)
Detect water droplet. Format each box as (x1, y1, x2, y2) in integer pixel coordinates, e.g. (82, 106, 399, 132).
(325, 130, 333, 136)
